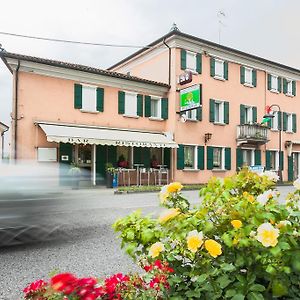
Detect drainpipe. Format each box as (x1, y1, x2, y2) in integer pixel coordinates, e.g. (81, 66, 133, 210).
(163, 38, 171, 86)
(14, 60, 20, 160)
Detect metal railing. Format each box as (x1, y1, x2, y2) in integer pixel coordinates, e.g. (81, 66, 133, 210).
(237, 124, 268, 141)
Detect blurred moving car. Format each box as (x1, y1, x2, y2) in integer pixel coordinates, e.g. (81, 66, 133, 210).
(0, 161, 85, 246)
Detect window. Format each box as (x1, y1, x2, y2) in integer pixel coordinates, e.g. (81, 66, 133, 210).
(244, 106, 253, 124)
(150, 97, 161, 118)
(244, 68, 253, 85)
(269, 151, 279, 171)
(286, 113, 293, 132)
(81, 86, 97, 112)
(241, 149, 254, 167)
(287, 80, 293, 96)
(213, 147, 224, 169)
(271, 75, 278, 91)
(186, 51, 197, 72)
(215, 59, 224, 79)
(184, 145, 196, 169)
(214, 101, 224, 123)
(186, 109, 197, 120)
(125, 92, 137, 116)
(271, 111, 278, 130)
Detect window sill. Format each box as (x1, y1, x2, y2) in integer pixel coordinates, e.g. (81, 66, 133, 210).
(270, 128, 279, 132)
(270, 89, 279, 94)
(183, 169, 200, 172)
(243, 83, 254, 88)
(212, 169, 227, 172)
(214, 122, 226, 126)
(186, 119, 198, 122)
(213, 76, 226, 81)
(123, 114, 139, 119)
(286, 131, 294, 134)
(185, 68, 198, 75)
(80, 110, 99, 114)
(149, 117, 164, 121)
(285, 93, 295, 98)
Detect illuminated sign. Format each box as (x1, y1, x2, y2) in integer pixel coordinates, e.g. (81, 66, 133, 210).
(178, 71, 192, 85)
(180, 84, 202, 111)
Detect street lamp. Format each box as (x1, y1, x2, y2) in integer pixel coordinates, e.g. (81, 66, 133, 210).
(263, 104, 282, 182)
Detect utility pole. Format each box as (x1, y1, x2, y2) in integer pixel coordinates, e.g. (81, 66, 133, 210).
(217, 10, 226, 44)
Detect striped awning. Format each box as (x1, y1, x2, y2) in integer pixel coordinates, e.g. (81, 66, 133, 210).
(38, 123, 178, 148)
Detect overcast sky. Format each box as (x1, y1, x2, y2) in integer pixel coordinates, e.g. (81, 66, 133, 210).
(0, 0, 299, 154)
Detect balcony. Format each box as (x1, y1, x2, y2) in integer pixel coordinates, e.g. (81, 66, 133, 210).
(237, 124, 269, 146)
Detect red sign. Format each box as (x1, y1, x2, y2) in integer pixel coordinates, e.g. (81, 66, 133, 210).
(179, 71, 192, 85)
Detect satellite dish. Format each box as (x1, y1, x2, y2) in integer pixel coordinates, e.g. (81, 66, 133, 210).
(180, 114, 187, 123)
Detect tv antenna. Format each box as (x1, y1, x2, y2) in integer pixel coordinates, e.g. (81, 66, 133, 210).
(217, 10, 226, 44)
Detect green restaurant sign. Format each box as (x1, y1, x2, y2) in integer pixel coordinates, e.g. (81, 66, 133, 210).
(180, 84, 202, 111)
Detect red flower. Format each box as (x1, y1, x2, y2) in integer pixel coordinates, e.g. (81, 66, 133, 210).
(50, 273, 77, 293)
(23, 279, 47, 296)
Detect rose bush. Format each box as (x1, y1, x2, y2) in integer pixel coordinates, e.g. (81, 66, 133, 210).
(113, 169, 300, 299)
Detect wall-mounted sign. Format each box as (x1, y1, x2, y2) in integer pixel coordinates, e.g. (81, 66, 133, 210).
(67, 138, 89, 144)
(37, 148, 57, 162)
(180, 84, 202, 111)
(178, 71, 192, 85)
(61, 155, 69, 161)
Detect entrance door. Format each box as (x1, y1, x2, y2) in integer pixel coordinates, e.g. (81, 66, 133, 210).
(293, 153, 300, 180)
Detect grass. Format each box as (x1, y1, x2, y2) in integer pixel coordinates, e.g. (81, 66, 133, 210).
(116, 184, 205, 193)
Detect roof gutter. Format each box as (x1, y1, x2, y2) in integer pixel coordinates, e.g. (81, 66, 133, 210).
(14, 60, 20, 159)
(163, 38, 171, 86)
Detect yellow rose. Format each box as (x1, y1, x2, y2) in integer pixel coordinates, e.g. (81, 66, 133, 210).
(159, 208, 180, 223)
(166, 182, 183, 194)
(149, 242, 164, 258)
(187, 230, 204, 253)
(248, 195, 255, 203)
(231, 220, 243, 229)
(205, 239, 222, 258)
(256, 223, 279, 247)
(233, 238, 239, 245)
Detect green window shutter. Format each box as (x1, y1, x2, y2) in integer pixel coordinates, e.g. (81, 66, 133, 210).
(240, 104, 245, 125)
(161, 98, 168, 120)
(266, 151, 271, 170)
(144, 96, 151, 117)
(225, 148, 231, 170)
(196, 107, 202, 121)
(224, 62, 229, 80)
(96, 87, 104, 112)
(252, 106, 257, 123)
(74, 84, 82, 109)
(267, 74, 272, 90)
(180, 49, 186, 70)
(197, 146, 205, 170)
(137, 94, 143, 117)
(96, 145, 106, 184)
(279, 151, 284, 171)
(288, 155, 294, 181)
(107, 145, 117, 167)
(224, 101, 229, 124)
(118, 91, 125, 114)
(210, 58, 215, 77)
(177, 145, 184, 170)
(278, 111, 282, 130)
(196, 53, 202, 74)
(283, 112, 287, 131)
(278, 77, 282, 93)
(236, 148, 243, 171)
(134, 147, 142, 164)
(143, 148, 151, 168)
(255, 150, 261, 165)
(283, 78, 288, 94)
(209, 99, 215, 122)
(240, 66, 245, 84)
(292, 113, 297, 133)
(292, 81, 296, 96)
(59, 143, 73, 164)
(163, 148, 171, 169)
(207, 146, 214, 170)
(252, 69, 257, 87)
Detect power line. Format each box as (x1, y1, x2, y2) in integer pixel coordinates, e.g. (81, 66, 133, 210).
(0, 31, 154, 49)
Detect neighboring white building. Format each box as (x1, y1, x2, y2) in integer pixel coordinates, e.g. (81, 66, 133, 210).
(0, 122, 9, 160)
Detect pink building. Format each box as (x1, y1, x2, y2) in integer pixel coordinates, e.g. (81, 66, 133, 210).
(1, 29, 299, 185)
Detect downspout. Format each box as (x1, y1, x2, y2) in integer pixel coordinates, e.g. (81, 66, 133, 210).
(163, 38, 171, 86)
(14, 60, 20, 160)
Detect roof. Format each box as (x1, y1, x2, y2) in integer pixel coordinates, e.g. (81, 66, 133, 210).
(108, 30, 300, 74)
(0, 51, 170, 88)
(0, 122, 9, 132)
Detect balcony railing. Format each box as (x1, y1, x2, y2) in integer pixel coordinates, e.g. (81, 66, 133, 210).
(237, 124, 269, 145)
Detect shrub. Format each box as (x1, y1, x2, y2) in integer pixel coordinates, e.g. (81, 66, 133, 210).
(113, 169, 300, 299)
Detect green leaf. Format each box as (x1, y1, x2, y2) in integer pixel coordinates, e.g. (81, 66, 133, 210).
(247, 292, 264, 300)
(222, 263, 236, 272)
(232, 294, 245, 300)
(248, 284, 265, 292)
(141, 229, 154, 244)
(270, 246, 281, 256)
(272, 280, 288, 297)
(217, 275, 232, 289)
(225, 289, 237, 298)
(278, 241, 291, 250)
(197, 274, 208, 284)
(126, 230, 135, 240)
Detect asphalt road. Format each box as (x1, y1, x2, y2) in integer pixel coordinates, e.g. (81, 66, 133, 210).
(0, 186, 293, 300)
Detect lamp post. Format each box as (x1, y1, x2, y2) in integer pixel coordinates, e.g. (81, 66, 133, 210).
(263, 104, 282, 182)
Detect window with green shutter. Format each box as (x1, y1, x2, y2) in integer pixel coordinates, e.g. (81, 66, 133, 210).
(255, 149, 261, 165)
(210, 58, 215, 77)
(224, 101, 229, 124)
(278, 111, 282, 130)
(197, 146, 204, 170)
(207, 146, 214, 170)
(144, 95, 151, 117)
(288, 155, 294, 181)
(161, 98, 168, 120)
(266, 150, 271, 170)
(292, 81, 296, 96)
(279, 151, 284, 171)
(240, 104, 245, 125)
(196, 107, 202, 121)
(163, 148, 171, 169)
(293, 114, 297, 133)
(252, 69, 257, 87)
(252, 107, 257, 123)
(74, 84, 82, 109)
(283, 78, 288, 94)
(236, 148, 243, 170)
(224, 62, 229, 80)
(196, 53, 202, 74)
(283, 112, 288, 131)
(96, 88, 104, 112)
(240, 66, 245, 84)
(118, 91, 125, 114)
(209, 99, 215, 123)
(137, 94, 143, 117)
(267, 74, 272, 90)
(177, 144, 184, 170)
(225, 148, 231, 170)
(278, 77, 282, 93)
(180, 49, 186, 70)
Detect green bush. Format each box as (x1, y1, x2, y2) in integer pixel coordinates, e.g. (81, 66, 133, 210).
(113, 169, 300, 299)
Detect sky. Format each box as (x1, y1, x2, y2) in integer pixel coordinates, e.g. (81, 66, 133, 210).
(0, 0, 299, 155)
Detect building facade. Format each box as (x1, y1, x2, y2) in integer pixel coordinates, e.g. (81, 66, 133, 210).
(1, 30, 300, 185)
